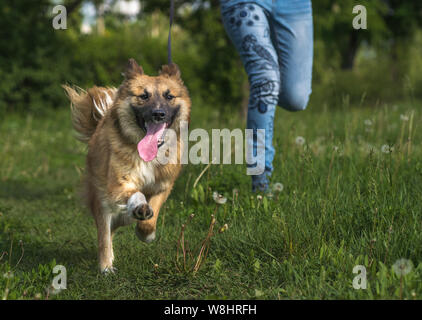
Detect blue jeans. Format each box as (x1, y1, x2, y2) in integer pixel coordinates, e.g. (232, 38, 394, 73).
(220, 0, 313, 191)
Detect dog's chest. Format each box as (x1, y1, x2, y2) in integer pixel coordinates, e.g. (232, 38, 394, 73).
(125, 158, 171, 196)
(137, 161, 156, 187)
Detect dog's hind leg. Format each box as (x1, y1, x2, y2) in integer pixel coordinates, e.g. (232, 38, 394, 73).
(135, 188, 171, 243)
(109, 209, 135, 263)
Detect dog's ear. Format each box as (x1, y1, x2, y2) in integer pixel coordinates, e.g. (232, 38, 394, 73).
(160, 63, 181, 80)
(124, 58, 144, 79)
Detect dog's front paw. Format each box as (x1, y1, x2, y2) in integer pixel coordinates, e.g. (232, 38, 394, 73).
(132, 203, 153, 220)
(127, 192, 153, 220)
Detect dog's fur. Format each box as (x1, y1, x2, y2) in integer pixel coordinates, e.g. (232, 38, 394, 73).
(63, 59, 191, 273)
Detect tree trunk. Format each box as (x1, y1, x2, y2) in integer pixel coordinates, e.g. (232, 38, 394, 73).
(66, 0, 83, 16)
(390, 39, 400, 81)
(341, 31, 359, 70)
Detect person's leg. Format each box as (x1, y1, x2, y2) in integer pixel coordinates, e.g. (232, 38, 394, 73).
(221, 3, 280, 191)
(271, 0, 313, 111)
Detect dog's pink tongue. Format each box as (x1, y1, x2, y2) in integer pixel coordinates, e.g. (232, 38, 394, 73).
(137, 123, 167, 162)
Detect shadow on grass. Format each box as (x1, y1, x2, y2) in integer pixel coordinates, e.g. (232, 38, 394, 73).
(10, 239, 97, 274)
(0, 179, 69, 201)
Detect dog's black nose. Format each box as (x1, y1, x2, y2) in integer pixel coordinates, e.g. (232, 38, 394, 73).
(152, 109, 166, 121)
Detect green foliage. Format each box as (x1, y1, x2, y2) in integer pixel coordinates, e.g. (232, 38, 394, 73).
(0, 0, 68, 114)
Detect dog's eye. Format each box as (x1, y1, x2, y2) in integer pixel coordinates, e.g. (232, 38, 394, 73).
(138, 91, 149, 100)
(164, 91, 175, 101)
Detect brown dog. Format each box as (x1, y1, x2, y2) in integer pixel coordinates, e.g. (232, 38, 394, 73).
(63, 59, 191, 273)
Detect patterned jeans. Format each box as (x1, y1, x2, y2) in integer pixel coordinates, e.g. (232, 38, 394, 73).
(220, 0, 313, 191)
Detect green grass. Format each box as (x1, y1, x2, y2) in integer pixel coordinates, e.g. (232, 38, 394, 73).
(0, 100, 421, 300)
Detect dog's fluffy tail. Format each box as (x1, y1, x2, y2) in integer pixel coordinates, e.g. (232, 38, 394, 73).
(63, 85, 117, 143)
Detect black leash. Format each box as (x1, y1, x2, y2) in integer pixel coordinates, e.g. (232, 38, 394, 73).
(167, 0, 175, 65)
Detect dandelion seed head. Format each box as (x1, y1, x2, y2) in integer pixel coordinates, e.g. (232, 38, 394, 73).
(400, 114, 409, 122)
(295, 136, 305, 146)
(213, 191, 227, 204)
(364, 119, 373, 126)
(381, 144, 393, 154)
(3, 271, 14, 279)
(272, 182, 284, 192)
(392, 258, 413, 277)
